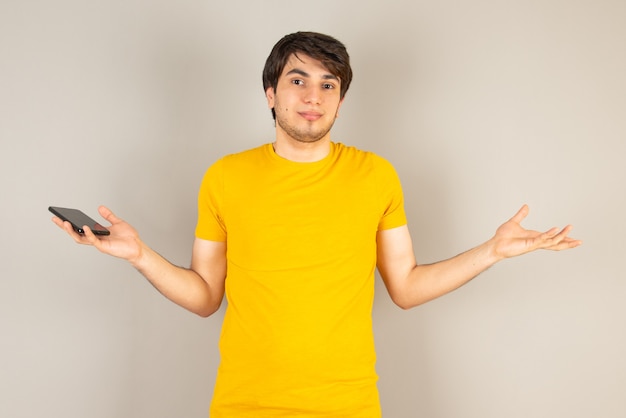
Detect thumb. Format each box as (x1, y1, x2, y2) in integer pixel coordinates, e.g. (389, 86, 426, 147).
(509, 204, 530, 225)
(98, 205, 121, 225)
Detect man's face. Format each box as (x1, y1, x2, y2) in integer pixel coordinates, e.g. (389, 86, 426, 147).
(266, 53, 344, 144)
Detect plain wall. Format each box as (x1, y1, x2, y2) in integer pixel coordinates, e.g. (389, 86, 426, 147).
(1, 0, 624, 417)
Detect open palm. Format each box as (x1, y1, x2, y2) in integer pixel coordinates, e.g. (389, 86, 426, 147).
(493, 205, 581, 259)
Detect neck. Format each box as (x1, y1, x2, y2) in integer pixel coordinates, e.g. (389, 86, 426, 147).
(272, 137, 331, 162)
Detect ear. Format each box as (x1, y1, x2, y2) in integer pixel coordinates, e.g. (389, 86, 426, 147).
(265, 87, 276, 109)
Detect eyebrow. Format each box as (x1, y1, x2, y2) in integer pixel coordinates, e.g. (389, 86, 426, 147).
(285, 68, 339, 81)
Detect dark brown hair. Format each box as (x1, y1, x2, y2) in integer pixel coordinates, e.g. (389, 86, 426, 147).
(262, 32, 353, 119)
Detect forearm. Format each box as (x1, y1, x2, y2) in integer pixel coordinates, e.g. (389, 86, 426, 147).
(130, 242, 222, 317)
(53, 206, 226, 316)
(379, 207, 581, 310)
(393, 238, 503, 309)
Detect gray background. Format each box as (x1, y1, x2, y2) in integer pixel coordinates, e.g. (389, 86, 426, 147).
(1, 0, 624, 417)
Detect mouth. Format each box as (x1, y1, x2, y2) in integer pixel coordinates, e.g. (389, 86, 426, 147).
(299, 111, 323, 121)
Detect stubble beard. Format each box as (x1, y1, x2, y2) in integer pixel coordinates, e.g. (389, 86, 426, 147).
(274, 107, 337, 144)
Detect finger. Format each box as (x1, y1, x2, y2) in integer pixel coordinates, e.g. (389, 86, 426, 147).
(509, 204, 530, 225)
(541, 227, 561, 240)
(51, 216, 74, 235)
(98, 205, 121, 225)
(547, 237, 583, 251)
(542, 225, 581, 250)
(82, 225, 107, 250)
(60, 221, 91, 245)
(534, 228, 564, 249)
(549, 225, 574, 242)
(51, 216, 66, 229)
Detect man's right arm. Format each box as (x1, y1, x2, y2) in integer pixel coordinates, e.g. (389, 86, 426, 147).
(132, 238, 226, 317)
(52, 205, 226, 317)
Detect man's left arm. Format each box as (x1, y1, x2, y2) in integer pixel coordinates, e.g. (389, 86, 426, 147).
(376, 205, 582, 309)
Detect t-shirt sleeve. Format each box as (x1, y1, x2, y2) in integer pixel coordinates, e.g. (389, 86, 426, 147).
(195, 159, 227, 242)
(376, 157, 407, 231)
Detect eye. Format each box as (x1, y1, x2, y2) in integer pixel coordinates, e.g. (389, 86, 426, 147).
(322, 83, 335, 90)
(292, 79, 304, 86)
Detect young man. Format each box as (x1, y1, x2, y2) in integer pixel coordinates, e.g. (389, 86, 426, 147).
(53, 32, 581, 417)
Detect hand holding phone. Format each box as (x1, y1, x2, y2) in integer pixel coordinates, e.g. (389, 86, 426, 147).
(50, 205, 145, 263)
(49, 206, 110, 236)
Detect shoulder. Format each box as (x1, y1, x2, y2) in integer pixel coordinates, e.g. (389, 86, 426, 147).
(333, 142, 397, 172)
(201, 144, 270, 185)
(220, 144, 269, 164)
(207, 144, 271, 172)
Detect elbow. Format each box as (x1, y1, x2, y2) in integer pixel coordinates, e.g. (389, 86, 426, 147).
(394, 299, 419, 311)
(194, 299, 223, 318)
(390, 293, 421, 310)
(195, 309, 214, 318)
(395, 301, 414, 311)
(389, 287, 432, 310)
(195, 306, 219, 318)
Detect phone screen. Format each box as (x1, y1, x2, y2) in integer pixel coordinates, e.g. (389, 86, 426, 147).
(49, 206, 110, 236)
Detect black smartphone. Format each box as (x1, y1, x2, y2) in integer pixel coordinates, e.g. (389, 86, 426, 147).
(49, 206, 110, 236)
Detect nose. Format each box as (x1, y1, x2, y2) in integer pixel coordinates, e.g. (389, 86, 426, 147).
(303, 85, 322, 105)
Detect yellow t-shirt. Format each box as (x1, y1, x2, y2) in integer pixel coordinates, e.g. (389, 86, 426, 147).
(196, 142, 407, 417)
